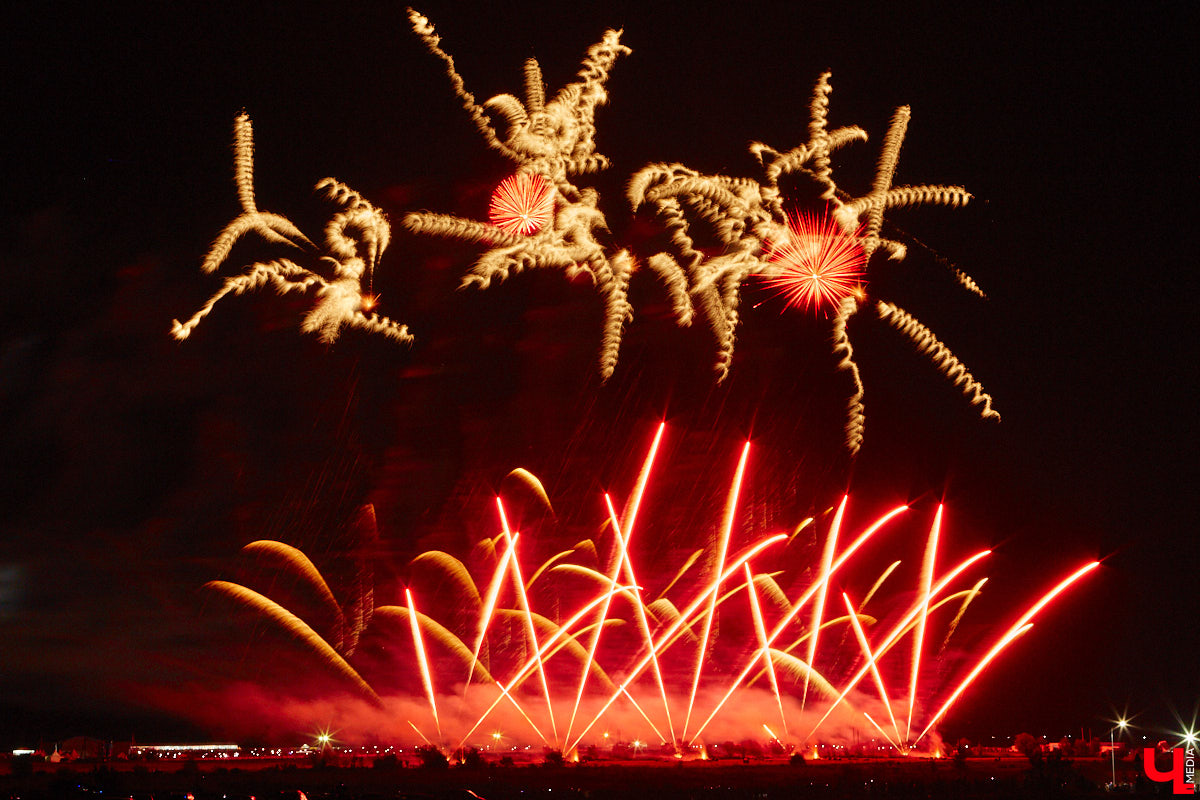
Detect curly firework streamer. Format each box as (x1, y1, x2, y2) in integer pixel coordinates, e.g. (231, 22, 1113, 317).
(831, 106, 973, 261)
(600, 250, 635, 380)
(832, 296, 866, 454)
(952, 267, 986, 298)
(233, 113, 257, 215)
(172, 114, 412, 346)
(627, 74, 875, 382)
(628, 71, 995, 448)
(876, 301, 1000, 420)
(406, 8, 513, 161)
(405, 10, 633, 380)
(171, 259, 319, 341)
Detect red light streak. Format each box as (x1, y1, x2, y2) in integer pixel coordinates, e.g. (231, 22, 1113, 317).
(746, 564, 787, 735)
(803, 549, 992, 741)
(1010, 561, 1100, 631)
(407, 719, 433, 747)
(863, 711, 902, 752)
(566, 532, 789, 754)
(564, 423, 670, 747)
(563, 498, 624, 746)
(745, 613, 855, 689)
(907, 504, 941, 742)
(457, 583, 639, 749)
(912, 561, 1100, 744)
(843, 592, 900, 744)
(801, 496, 845, 714)
(683, 441, 750, 740)
(467, 533, 517, 686)
(215, 430, 1099, 752)
(687, 502, 907, 745)
(608, 494, 676, 743)
(495, 498, 558, 744)
(405, 588, 441, 741)
(913, 624, 1033, 745)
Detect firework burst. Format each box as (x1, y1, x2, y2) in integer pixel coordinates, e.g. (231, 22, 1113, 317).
(489, 172, 555, 237)
(761, 210, 866, 315)
(201, 427, 1096, 754)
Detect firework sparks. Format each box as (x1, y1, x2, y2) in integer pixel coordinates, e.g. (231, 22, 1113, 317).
(907, 505, 941, 742)
(801, 496, 845, 715)
(489, 172, 555, 237)
(404, 10, 633, 380)
(565, 423, 671, 746)
(406, 587, 442, 741)
(859, 560, 902, 611)
(202, 429, 1095, 753)
(683, 442, 750, 740)
(466, 532, 517, 687)
(172, 114, 411, 345)
(567, 531, 789, 755)
(912, 624, 1034, 746)
(747, 564, 787, 735)
(686, 501, 908, 745)
(626, 73, 990, 452)
(844, 592, 901, 745)
(912, 563, 1100, 744)
(760, 210, 866, 315)
(803, 549, 993, 741)
(496, 498, 559, 744)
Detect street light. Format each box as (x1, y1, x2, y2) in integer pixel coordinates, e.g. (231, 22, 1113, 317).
(1111, 718, 1128, 788)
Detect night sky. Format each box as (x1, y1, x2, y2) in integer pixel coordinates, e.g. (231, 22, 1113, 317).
(1, 2, 1194, 751)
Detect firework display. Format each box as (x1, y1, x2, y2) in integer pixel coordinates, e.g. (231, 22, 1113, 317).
(402, 9, 634, 381)
(203, 427, 1096, 754)
(171, 114, 413, 345)
(154, 7, 1108, 760)
(170, 32, 999, 455)
(8, 0, 1198, 783)
(628, 73, 992, 452)
(167, 13, 1000, 452)
(759, 211, 867, 315)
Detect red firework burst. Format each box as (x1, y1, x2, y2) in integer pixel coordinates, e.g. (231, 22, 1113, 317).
(761, 210, 866, 315)
(489, 172, 554, 236)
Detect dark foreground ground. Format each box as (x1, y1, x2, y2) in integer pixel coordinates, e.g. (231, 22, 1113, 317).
(0, 756, 1171, 799)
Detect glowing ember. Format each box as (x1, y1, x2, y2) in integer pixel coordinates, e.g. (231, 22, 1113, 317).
(489, 172, 555, 236)
(761, 210, 866, 315)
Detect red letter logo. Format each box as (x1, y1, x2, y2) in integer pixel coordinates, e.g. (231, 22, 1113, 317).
(1143, 748, 1196, 794)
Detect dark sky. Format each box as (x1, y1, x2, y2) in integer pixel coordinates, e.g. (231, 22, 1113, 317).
(1, 2, 1194, 750)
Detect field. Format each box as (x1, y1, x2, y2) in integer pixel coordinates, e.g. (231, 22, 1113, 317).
(0, 754, 1153, 798)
